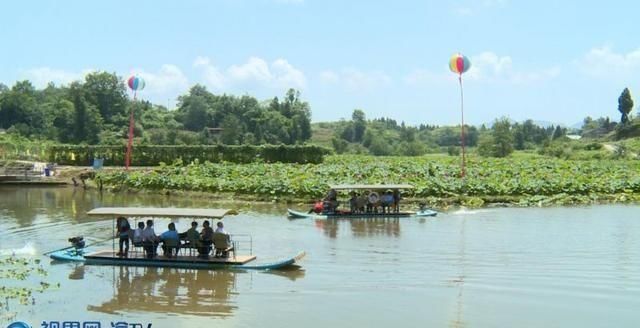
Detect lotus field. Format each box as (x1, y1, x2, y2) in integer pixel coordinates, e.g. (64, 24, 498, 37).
(97, 155, 640, 207)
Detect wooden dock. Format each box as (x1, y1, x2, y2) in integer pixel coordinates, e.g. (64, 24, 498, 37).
(0, 179, 67, 186)
(0, 163, 68, 185)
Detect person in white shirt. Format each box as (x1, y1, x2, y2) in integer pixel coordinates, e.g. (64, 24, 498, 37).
(213, 221, 232, 258)
(215, 221, 227, 234)
(132, 221, 145, 247)
(141, 219, 159, 258)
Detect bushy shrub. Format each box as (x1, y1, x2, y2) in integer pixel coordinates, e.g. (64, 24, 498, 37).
(47, 144, 332, 166)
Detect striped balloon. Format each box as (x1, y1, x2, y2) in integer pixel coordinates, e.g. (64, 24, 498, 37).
(449, 53, 471, 75)
(127, 75, 146, 91)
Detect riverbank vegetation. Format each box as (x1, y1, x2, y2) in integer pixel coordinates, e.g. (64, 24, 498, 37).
(2, 75, 640, 207)
(47, 144, 331, 165)
(95, 154, 640, 207)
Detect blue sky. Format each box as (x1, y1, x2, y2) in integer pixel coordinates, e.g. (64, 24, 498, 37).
(1, 0, 638, 126)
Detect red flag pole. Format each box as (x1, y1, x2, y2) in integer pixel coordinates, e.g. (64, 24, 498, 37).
(458, 75, 466, 178)
(125, 91, 136, 170)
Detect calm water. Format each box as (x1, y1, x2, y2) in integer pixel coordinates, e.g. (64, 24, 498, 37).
(1, 186, 639, 327)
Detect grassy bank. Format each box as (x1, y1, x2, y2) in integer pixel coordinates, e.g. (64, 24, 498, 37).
(94, 154, 640, 208)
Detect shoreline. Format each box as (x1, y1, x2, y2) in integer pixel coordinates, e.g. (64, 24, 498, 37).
(14, 156, 640, 210)
(83, 183, 640, 210)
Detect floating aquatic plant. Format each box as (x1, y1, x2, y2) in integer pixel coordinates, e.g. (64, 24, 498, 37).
(0, 256, 58, 309)
(97, 154, 640, 207)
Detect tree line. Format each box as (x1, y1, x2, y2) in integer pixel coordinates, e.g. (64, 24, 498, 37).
(1, 74, 636, 159)
(329, 110, 571, 157)
(0, 72, 312, 146)
(328, 87, 637, 158)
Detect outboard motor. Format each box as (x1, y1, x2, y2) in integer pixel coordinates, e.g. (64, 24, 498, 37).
(68, 236, 85, 249)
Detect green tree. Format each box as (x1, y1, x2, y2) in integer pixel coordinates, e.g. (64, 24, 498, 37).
(69, 82, 102, 144)
(220, 115, 242, 144)
(618, 87, 634, 124)
(261, 111, 290, 143)
(551, 125, 566, 140)
(83, 71, 128, 126)
(0, 81, 38, 132)
(181, 95, 209, 132)
(331, 137, 349, 154)
(352, 109, 366, 142)
(401, 141, 426, 156)
(478, 118, 513, 157)
(513, 128, 526, 150)
(368, 134, 392, 155)
(282, 89, 312, 143)
(340, 124, 355, 142)
(476, 134, 494, 157)
(492, 118, 514, 157)
(50, 99, 75, 142)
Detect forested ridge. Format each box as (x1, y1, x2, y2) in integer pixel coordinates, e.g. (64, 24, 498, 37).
(0, 71, 312, 146)
(1, 71, 640, 161)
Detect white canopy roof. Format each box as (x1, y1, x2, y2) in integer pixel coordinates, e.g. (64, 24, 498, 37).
(329, 184, 413, 190)
(87, 207, 238, 219)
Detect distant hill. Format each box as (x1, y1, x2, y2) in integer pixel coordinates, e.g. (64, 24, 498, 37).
(480, 119, 581, 130)
(310, 123, 335, 148)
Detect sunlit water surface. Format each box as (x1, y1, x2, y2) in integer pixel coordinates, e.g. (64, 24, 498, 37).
(1, 187, 639, 327)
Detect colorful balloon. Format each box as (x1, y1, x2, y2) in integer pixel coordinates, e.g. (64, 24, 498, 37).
(449, 53, 471, 75)
(127, 75, 146, 91)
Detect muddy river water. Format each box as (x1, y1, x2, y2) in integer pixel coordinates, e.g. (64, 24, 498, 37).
(1, 186, 639, 327)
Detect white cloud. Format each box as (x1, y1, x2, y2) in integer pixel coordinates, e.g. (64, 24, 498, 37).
(577, 46, 640, 78)
(466, 52, 514, 80)
(21, 67, 92, 87)
(469, 52, 560, 83)
(319, 68, 392, 91)
(272, 59, 306, 89)
(404, 69, 451, 86)
(195, 56, 306, 90)
(404, 51, 559, 86)
(229, 57, 273, 82)
(133, 64, 189, 95)
(193, 56, 226, 89)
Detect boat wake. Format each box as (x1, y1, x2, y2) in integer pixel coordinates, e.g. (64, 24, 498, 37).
(450, 208, 489, 216)
(0, 242, 37, 256)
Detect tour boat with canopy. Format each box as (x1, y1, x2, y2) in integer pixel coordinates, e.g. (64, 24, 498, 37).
(287, 184, 438, 219)
(48, 207, 305, 270)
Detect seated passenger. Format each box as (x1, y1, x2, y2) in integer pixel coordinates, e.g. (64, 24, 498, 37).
(393, 189, 401, 213)
(213, 223, 232, 258)
(356, 194, 368, 213)
(367, 191, 379, 213)
(198, 220, 214, 257)
(132, 221, 145, 247)
(349, 192, 358, 213)
(381, 190, 394, 214)
(182, 221, 199, 248)
(160, 222, 180, 258)
(323, 189, 339, 214)
(215, 221, 227, 234)
(308, 200, 324, 214)
(325, 189, 337, 202)
(141, 219, 159, 258)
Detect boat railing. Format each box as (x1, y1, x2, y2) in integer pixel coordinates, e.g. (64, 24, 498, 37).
(230, 233, 253, 255)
